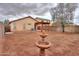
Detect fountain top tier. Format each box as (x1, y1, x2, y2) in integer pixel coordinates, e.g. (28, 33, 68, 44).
(38, 30, 48, 39)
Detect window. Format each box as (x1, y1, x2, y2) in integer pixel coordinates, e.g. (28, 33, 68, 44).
(23, 23, 26, 29)
(28, 23, 31, 25)
(13, 23, 16, 30)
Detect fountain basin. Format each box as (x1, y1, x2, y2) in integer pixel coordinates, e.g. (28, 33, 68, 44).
(40, 33, 48, 38)
(35, 41, 51, 49)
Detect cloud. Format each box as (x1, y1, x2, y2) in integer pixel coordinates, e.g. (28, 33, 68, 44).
(0, 3, 78, 25)
(0, 3, 55, 17)
(73, 4, 79, 25)
(0, 3, 57, 22)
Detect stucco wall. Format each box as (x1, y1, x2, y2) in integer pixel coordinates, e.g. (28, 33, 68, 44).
(52, 25, 79, 33)
(64, 25, 75, 32)
(74, 26, 79, 32)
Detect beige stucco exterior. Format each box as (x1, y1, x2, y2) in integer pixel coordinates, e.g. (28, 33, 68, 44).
(10, 17, 37, 31)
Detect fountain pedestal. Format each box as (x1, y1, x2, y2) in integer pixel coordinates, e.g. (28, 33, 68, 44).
(36, 31, 51, 56)
(36, 41, 51, 56)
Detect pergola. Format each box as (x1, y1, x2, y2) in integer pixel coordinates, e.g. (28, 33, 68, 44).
(34, 21, 50, 31)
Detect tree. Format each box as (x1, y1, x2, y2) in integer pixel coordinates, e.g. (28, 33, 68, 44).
(65, 3, 78, 23)
(50, 3, 78, 32)
(4, 19, 9, 25)
(4, 19, 10, 32)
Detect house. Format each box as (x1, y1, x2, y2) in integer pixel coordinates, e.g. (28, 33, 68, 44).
(0, 22, 4, 39)
(9, 16, 37, 31)
(9, 16, 50, 32)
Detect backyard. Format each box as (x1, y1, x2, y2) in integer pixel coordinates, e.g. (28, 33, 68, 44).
(1, 31, 79, 56)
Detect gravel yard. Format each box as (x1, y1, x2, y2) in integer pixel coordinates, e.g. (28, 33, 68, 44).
(1, 31, 79, 56)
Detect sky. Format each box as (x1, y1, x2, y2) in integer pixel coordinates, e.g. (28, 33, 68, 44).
(74, 5, 79, 25)
(0, 3, 79, 25)
(0, 3, 56, 21)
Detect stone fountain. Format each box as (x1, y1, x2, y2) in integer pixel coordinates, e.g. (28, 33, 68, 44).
(35, 22, 51, 56)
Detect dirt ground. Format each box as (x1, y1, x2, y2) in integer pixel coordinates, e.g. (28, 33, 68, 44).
(1, 31, 79, 56)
